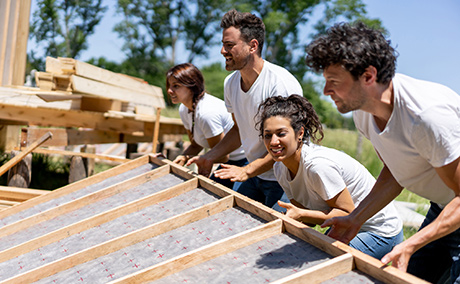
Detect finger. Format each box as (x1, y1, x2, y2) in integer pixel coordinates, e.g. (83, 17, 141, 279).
(277, 200, 290, 208)
(321, 218, 334, 228)
(381, 254, 392, 266)
(185, 157, 197, 166)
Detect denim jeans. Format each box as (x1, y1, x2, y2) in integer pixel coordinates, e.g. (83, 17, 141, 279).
(349, 229, 404, 260)
(209, 158, 248, 191)
(407, 202, 460, 284)
(236, 176, 285, 211)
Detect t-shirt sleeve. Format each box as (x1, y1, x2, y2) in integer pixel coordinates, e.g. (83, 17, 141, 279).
(179, 105, 191, 131)
(305, 159, 347, 201)
(197, 111, 225, 139)
(412, 106, 460, 167)
(273, 162, 293, 200)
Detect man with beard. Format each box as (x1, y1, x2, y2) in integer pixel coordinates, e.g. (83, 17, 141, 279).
(305, 22, 460, 283)
(187, 9, 302, 211)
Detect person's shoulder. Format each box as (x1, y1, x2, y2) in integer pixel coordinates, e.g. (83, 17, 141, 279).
(224, 71, 240, 85)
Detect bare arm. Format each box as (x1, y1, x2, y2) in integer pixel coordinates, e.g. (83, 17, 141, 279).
(186, 114, 241, 177)
(173, 130, 203, 166)
(214, 152, 274, 182)
(381, 156, 460, 270)
(322, 164, 403, 244)
(279, 188, 355, 225)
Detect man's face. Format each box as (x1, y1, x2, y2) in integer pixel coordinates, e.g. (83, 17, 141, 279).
(221, 27, 251, 71)
(323, 64, 367, 113)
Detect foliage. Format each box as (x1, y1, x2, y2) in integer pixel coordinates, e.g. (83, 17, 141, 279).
(29, 0, 107, 71)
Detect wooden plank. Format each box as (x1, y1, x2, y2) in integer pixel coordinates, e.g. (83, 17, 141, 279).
(0, 200, 20, 207)
(0, 186, 48, 202)
(28, 147, 130, 163)
(0, 177, 201, 264)
(2, 195, 233, 283)
(109, 219, 283, 284)
(0, 124, 21, 151)
(273, 253, 354, 284)
(0, 164, 171, 238)
(0, 131, 52, 176)
(11, 0, 31, 86)
(71, 75, 164, 108)
(152, 107, 161, 152)
(0, 155, 150, 220)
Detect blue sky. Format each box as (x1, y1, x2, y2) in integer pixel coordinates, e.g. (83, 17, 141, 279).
(32, 0, 460, 94)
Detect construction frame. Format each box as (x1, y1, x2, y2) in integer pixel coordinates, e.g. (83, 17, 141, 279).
(0, 155, 427, 283)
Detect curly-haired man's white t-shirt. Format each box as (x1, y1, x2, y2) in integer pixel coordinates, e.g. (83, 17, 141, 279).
(353, 74, 460, 207)
(224, 60, 303, 181)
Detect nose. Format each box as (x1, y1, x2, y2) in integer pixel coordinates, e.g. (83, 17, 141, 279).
(221, 45, 227, 55)
(270, 134, 279, 145)
(167, 87, 173, 95)
(323, 84, 331, 97)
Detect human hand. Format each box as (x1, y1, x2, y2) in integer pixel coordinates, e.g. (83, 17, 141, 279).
(214, 164, 249, 182)
(172, 155, 187, 166)
(277, 201, 302, 221)
(321, 215, 361, 244)
(381, 242, 412, 271)
(186, 155, 214, 177)
(152, 152, 166, 159)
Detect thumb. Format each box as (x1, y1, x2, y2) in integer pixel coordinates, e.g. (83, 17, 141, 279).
(277, 200, 291, 209)
(185, 157, 196, 166)
(321, 218, 334, 228)
(381, 253, 392, 266)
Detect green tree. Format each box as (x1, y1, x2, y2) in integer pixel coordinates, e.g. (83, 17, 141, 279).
(29, 0, 107, 71)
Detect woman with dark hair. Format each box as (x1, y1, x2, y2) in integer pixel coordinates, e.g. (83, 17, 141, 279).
(166, 63, 247, 190)
(257, 94, 403, 260)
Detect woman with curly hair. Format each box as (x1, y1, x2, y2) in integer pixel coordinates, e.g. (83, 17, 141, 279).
(257, 94, 403, 260)
(166, 63, 247, 190)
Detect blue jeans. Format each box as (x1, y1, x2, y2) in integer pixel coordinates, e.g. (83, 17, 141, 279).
(407, 202, 460, 284)
(209, 158, 248, 191)
(236, 176, 285, 212)
(349, 230, 404, 260)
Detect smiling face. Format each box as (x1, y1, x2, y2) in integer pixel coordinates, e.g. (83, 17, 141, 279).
(167, 78, 193, 109)
(323, 64, 368, 114)
(221, 26, 251, 71)
(263, 116, 303, 169)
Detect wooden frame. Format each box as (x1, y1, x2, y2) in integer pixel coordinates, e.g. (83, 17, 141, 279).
(0, 155, 427, 283)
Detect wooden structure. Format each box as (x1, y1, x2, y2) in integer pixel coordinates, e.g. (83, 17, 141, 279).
(0, 155, 427, 283)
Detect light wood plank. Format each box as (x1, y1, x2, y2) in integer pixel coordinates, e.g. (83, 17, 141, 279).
(71, 75, 164, 108)
(28, 147, 129, 163)
(272, 253, 353, 284)
(0, 177, 200, 263)
(0, 132, 52, 176)
(0, 164, 171, 238)
(0, 186, 48, 202)
(109, 219, 283, 284)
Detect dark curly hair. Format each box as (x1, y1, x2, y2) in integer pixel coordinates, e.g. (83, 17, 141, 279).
(256, 95, 324, 145)
(166, 63, 205, 111)
(221, 9, 265, 56)
(305, 22, 397, 84)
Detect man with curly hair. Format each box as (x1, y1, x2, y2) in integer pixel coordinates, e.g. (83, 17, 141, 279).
(187, 9, 303, 210)
(305, 22, 460, 283)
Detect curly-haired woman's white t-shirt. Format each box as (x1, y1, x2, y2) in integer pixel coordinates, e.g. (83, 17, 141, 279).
(274, 143, 402, 237)
(179, 93, 245, 161)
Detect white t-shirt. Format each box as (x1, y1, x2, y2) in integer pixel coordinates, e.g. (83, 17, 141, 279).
(224, 60, 303, 180)
(353, 74, 460, 206)
(179, 93, 245, 161)
(274, 143, 402, 237)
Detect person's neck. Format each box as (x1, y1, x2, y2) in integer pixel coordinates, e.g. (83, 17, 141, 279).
(284, 146, 302, 180)
(365, 81, 394, 131)
(239, 57, 264, 92)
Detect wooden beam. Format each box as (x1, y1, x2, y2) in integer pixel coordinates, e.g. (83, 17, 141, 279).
(273, 253, 354, 284)
(27, 147, 130, 164)
(109, 219, 283, 284)
(0, 177, 202, 264)
(0, 165, 171, 238)
(0, 155, 151, 220)
(0, 186, 49, 202)
(2, 195, 233, 283)
(152, 107, 161, 152)
(0, 132, 52, 177)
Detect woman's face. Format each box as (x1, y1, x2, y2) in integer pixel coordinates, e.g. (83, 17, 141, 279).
(167, 77, 193, 106)
(263, 116, 302, 164)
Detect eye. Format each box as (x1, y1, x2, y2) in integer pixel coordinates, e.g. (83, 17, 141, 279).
(278, 131, 287, 137)
(263, 133, 272, 140)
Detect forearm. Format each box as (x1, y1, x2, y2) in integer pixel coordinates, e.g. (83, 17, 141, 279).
(350, 165, 403, 226)
(298, 208, 350, 225)
(202, 126, 241, 163)
(243, 154, 274, 178)
(404, 196, 460, 254)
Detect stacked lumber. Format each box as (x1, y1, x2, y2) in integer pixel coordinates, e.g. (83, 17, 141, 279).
(0, 186, 48, 210)
(35, 57, 165, 115)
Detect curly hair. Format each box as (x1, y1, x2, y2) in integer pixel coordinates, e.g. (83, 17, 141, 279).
(256, 95, 324, 145)
(305, 22, 397, 84)
(221, 9, 265, 56)
(166, 63, 205, 111)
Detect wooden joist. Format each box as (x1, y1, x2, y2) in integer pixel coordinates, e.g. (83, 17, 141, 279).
(0, 155, 428, 283)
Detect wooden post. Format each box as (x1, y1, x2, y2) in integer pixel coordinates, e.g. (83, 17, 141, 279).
(0, 0, 32, 86)
(152, 107, 162, 153)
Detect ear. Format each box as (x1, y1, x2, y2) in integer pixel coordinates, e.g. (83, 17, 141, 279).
(249, 39, 259, 54)
(361, 66, 378, 86)
(298, 127, 305, 141)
